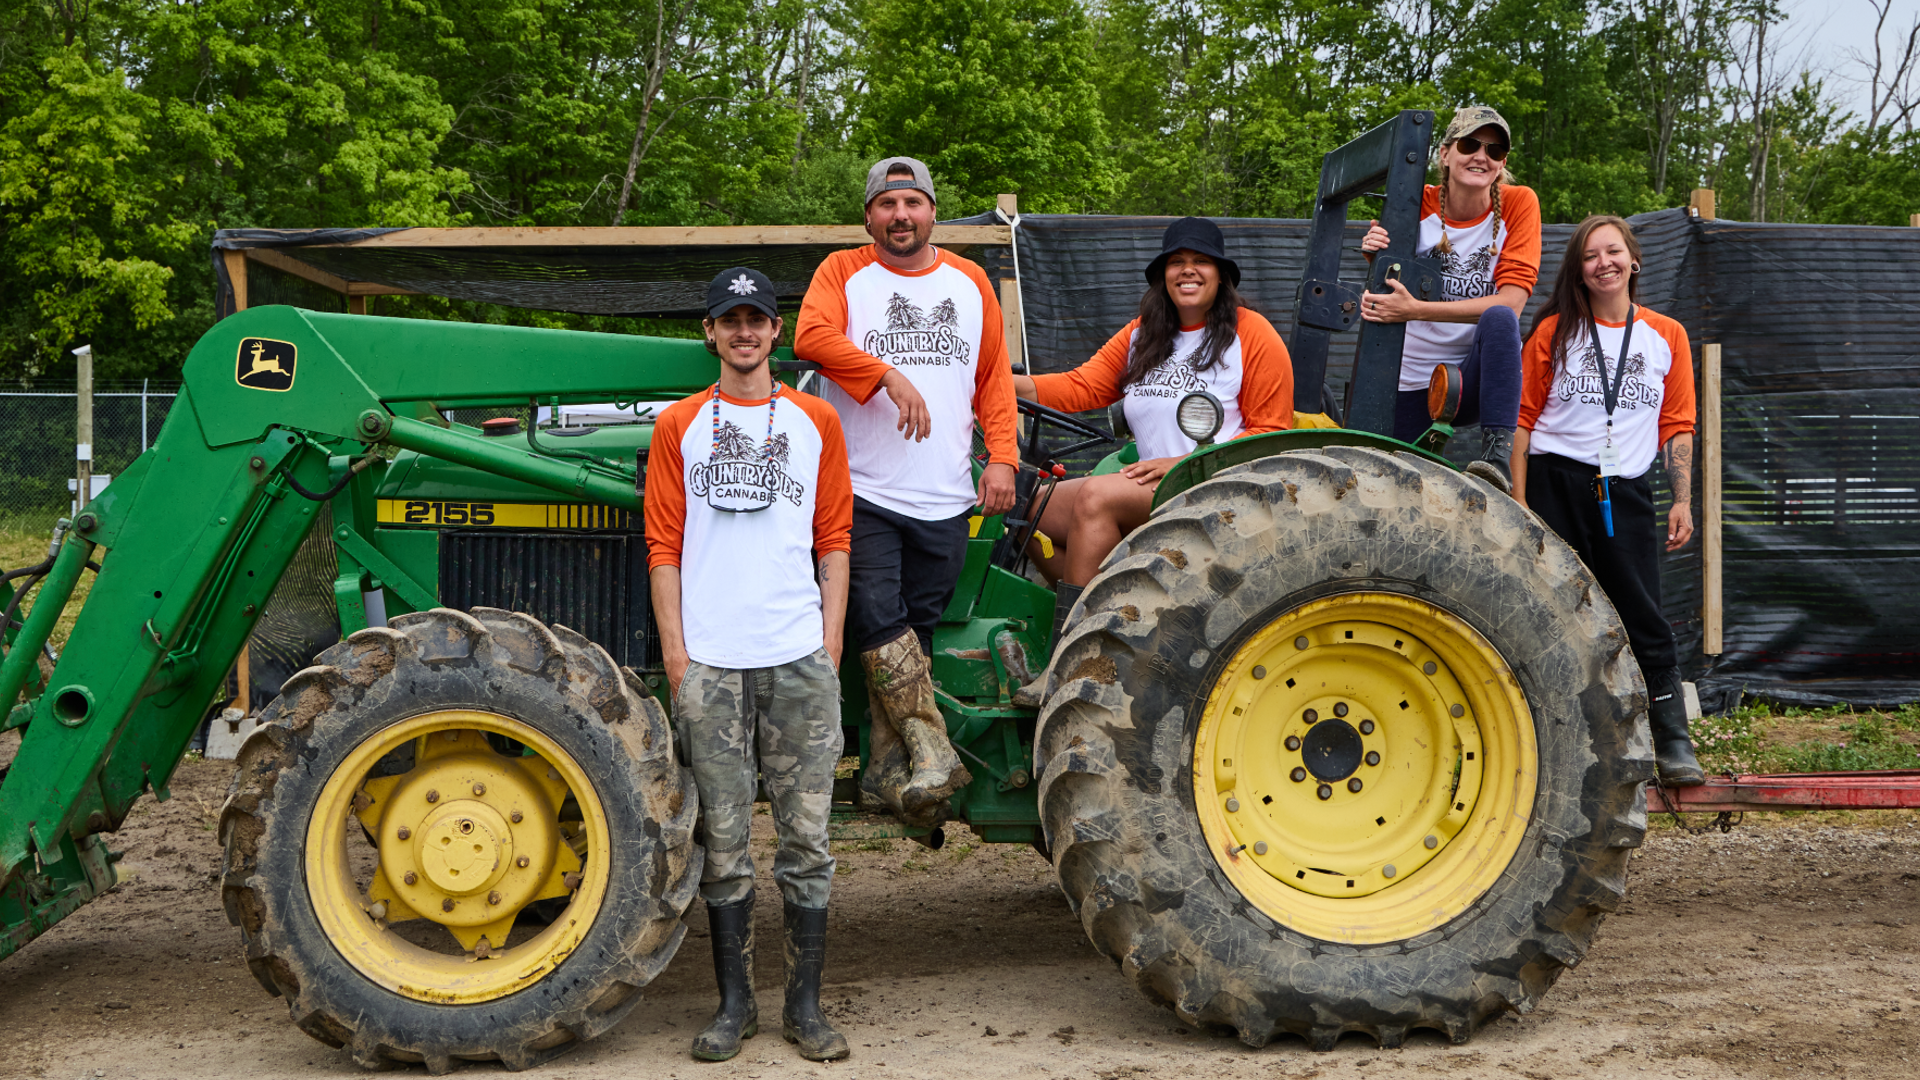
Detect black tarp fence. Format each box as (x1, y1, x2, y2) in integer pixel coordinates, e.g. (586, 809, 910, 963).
(213, 210, 1920, 708)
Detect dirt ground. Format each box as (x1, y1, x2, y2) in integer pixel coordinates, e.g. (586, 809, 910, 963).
(4, 755, 1920, 1080)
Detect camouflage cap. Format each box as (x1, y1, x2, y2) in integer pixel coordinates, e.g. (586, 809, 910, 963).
(1443, 106, 1512, 146)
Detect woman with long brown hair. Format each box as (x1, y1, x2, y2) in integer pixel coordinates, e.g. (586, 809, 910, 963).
(1516, 214, 1702, 785)
(1359, 105, 1541, 492)
(1007, 217, 1293, 702)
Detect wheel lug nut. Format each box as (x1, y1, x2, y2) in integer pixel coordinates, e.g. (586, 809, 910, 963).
(1348, 778, 1364, 793)
(510, 810, 523, 823)
(396, 826, 411, 841)
(472, 782, 486, 796)
(1360, 719, 1375, 734)
(1225, 798, 1240, 812)
(1303, 709, 1318, 723)
(425, 790, 440, 804)
(403, 871, 418, 885)
(487, 890, 502, 905)
(368, 901, 387, 920)
(1333, 702, 1348, 717)
(1425, 835, 1439, 849)
(1365, 751, 1380, 766)
(1316, 784, 1332, 801)
(1285, 735, 1301, 751)
(1291, 767, 1307, 783)
(442, 898, 455, 913)
(563, 872, 582, 891)
(517, 856, 530, 868)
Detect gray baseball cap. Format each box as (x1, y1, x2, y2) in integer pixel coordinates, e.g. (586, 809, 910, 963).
(1443, 105, 1511, 146)
(865, 157, 937, 206)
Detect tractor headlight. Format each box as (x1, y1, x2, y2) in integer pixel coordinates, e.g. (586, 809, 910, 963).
(1176, 391, 1225, 445)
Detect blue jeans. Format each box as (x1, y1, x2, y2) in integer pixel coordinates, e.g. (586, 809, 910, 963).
(1393, 305, 1523, 441)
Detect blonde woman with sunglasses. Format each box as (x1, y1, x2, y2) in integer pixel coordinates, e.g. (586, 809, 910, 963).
(1360, 105, 1542, 493)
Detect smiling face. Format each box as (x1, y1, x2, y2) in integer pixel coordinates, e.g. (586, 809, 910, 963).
(865, 177, 936, 261)
(1440, 124, 1508, 195)
(1162, 249, 1221, 323)
(1579, 223, 1634, 304)
(705, 305, 781, 377)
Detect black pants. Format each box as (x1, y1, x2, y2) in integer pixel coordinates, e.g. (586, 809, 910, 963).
(848, 496, 971, 654)
(1525, 452, 1676, 670)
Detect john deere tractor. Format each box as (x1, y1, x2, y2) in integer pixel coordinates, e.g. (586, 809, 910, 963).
(0, 111, 1645, 1070)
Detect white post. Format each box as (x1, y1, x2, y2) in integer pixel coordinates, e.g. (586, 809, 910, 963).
(141, 377, 150, 452)
(73, 344, 93, 512)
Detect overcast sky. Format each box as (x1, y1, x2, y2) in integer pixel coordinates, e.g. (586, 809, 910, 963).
(1787, 0, 1919, 122)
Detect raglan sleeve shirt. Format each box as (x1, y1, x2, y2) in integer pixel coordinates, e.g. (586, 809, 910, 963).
(643, 394, 697, 571)
(1492, 185, 1543, 295)
(1651, 312, 1696, 446)
(1516, 313, 1558, 434)
(797, 393, 855, 558)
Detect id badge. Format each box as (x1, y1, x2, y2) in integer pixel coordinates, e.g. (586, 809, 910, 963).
(1597, 442, 1622, 478)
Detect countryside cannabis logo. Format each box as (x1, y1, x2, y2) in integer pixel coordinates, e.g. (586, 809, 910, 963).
(1437, 246, 1497, 300)
(1560, 344, 1656, 410)
(689, 420, 806, 512)
(862, 293, 969, 366)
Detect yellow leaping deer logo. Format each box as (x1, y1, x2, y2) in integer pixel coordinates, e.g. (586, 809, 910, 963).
(234, 337, 297, 391)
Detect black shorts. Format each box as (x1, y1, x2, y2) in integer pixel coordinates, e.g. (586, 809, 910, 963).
(846, 496, 971, 655)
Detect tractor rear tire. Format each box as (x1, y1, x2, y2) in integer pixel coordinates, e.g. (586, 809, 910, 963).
(220, 608, 699, 1073)
(1035, 447, 1651, 1049)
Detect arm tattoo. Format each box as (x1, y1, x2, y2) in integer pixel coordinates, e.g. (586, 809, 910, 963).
(1663, 434, 1693, 506)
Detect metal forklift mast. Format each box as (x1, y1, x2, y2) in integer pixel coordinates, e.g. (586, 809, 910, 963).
(0, 307, 722, 958)
(1289, 109, 1445, 435)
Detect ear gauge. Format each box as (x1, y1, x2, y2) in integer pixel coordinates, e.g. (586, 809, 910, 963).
(1630, 262, 1642, 273)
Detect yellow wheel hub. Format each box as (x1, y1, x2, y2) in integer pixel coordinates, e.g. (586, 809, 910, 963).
(305, 711, 609, 1004)
(1193, 593, 1538, 944)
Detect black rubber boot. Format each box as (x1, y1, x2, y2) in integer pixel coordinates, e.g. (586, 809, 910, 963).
(1646, 665, 1705, 787)
(1012, 582, 1083, 708)
(781, 903, 850, 1061)
(1466, 427, 1515, 494)
(691, 895, 758, 1061)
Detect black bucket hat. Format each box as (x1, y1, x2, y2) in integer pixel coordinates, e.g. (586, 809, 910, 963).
(1145, 217, 1241, 287)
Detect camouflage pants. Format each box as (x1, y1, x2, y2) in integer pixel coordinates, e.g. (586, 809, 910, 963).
(675, 647, 843, 908)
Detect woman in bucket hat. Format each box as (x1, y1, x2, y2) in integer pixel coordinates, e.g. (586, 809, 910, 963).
(1008, 216, 1293, 703)
(1359, 105, 1542, 493)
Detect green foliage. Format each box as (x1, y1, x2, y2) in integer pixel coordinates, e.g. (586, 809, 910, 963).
(2, 0, 1915, 384)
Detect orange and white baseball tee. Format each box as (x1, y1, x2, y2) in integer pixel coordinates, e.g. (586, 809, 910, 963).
(644, 385, 854, 669)
(1400, 183, 1543, 390)
(795, 246, 1019, 520)
(1030, 308, 1294, 460)
(1519, 308, 1696, 479)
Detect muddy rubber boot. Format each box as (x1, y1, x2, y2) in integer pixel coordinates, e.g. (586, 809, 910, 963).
(858, 680, 912, 818)
(1013, 582, 1083, 709)
(691, 894, 759, 1062)
(1646, 665, 1705, 787)
(863, 633, 970, 823)
(781, 903, 849, 1062)
(1465, 427, 1515, 494)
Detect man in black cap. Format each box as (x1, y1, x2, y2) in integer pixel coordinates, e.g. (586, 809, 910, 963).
(646, 266, 855, 1063)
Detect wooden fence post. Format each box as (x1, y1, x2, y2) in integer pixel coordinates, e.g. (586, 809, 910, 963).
(1701, 343, 1723, 655)
(996, 193, 1024, 371)
(1689, 189, 1717, 221)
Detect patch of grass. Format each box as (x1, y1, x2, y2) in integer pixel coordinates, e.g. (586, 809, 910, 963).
(1694, 700, 1920, 776)
(1, 523, 97, 651)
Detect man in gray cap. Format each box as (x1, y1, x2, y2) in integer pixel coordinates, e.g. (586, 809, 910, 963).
(795, 156, 1020, 826)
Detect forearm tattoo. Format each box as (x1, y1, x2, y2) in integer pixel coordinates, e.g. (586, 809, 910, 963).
(1663, 434, 1693, 506)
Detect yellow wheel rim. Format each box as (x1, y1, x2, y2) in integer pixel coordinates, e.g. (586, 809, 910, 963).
(305, 710, 611, 1004)
(1192, 593, 1537, 945)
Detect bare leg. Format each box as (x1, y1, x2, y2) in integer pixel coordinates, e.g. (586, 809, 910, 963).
(1061, 473, 1157, 586)
(1026, 477, 1086, 584)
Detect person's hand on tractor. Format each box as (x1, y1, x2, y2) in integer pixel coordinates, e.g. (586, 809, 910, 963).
(1360, 277, 1422, 323)
(1666, 502, 1694, 552)
(880, 368, 932, 442)
(1120, 456, 1182, 486)
(1360, 219, 1391, 260)
(977, 462, 1017, 516)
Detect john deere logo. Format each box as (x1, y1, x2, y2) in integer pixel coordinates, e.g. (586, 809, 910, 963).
(236, 338, 297, 391)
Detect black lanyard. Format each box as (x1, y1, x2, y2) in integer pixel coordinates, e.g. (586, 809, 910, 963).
(1585, 306, 1637, 432)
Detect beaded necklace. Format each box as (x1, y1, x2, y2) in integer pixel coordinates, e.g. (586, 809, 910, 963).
(709, 382, 780, 461)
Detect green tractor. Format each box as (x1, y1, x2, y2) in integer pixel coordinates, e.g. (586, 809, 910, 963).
(0, 111, 1646, 1069)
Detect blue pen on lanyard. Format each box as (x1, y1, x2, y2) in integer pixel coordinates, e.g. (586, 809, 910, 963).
(1597, 475, 1614, 537)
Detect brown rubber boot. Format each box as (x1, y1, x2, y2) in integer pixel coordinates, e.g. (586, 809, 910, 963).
(861, 632, 971, 822)
(857, 680, 913, 818)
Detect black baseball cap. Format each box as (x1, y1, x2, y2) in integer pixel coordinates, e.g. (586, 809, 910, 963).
(1145, 217, 1242, 287)
(705, 267, 779, 320)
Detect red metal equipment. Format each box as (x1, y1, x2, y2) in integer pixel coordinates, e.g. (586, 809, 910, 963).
(1645, 771, 1920, 814)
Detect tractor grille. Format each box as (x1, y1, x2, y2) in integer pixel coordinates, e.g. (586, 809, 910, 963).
(438, 530, 658, 670)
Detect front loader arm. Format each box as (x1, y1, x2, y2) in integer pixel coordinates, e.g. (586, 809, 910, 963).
(0, 306, 717, 960)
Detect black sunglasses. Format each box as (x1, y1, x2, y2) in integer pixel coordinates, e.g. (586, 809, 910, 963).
(1450, 135, 1510, 161)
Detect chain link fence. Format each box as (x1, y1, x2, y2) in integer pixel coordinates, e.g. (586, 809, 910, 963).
(0, 381, 179, 532)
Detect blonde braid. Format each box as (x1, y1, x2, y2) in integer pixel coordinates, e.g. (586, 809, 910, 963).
(1435, 166, 1454, 255)
(1485, 180, 1503, 257)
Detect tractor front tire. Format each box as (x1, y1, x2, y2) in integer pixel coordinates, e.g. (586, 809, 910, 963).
(1035, 447, 1651, 1048)
(220, 608, 699, 1073)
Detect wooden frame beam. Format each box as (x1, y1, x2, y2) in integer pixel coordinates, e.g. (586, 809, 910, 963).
(307, 224, 1013, 248)
(242, 247, 419, 298)
(1701, 343, 1723, 655)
